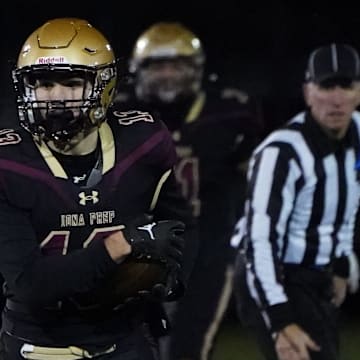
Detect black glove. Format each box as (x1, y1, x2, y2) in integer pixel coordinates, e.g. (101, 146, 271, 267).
(123, 218, 185, 268)
(137, 270, 185, 302)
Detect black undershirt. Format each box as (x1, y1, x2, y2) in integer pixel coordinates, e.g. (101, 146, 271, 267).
(51, 147, 98, 187)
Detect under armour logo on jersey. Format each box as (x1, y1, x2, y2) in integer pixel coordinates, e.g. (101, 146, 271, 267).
(137, 222, 157, 240)
(78, 191, 99, 205)
(113, 110, 154, 125)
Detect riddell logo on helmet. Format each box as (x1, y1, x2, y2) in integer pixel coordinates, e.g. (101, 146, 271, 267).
(36, 56, 66, 64)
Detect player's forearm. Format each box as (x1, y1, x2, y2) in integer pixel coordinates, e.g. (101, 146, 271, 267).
(103, 230, 131, 263)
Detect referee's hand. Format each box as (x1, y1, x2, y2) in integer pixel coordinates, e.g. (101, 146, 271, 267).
(275, 323, 320, 360)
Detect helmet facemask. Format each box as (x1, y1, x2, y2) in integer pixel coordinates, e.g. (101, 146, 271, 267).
(135, 57, 203, 104)
(13, 63, 116, 145)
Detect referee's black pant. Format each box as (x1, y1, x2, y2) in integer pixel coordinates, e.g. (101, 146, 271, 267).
(233, 254, 340, 360)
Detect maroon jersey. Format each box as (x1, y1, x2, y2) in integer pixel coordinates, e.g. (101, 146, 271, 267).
(0, 109, 192, 346)
(115, 86, 263, 251)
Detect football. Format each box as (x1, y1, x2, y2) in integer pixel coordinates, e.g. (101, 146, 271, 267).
(94, 258, 169, 306)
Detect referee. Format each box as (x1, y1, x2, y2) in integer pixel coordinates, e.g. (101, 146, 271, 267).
(232, 43, 360, 360)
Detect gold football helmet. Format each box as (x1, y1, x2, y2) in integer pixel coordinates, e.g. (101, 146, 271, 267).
(13, 18, 117, 142)
(129, 22, 205, 104)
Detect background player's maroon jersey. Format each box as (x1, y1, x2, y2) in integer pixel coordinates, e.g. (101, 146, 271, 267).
(115, 83, 264, 359)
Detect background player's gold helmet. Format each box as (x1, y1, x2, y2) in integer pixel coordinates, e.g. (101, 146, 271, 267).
(130, 22, 204, 71)
(13, 18, 117, 142)
(129, 22, 205, 104)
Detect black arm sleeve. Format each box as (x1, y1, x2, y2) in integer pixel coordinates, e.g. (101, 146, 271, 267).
(0, 200, 118, 307)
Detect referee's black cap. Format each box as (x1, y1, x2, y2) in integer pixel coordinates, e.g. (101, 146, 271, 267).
(305, 43, 360, 85)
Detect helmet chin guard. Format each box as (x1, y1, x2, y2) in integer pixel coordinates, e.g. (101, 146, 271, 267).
(36, 106, 90, 143)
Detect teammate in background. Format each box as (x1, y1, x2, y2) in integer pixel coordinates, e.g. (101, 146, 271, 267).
(232, 43, 360, 360)
(114, 22, 264, 360)
(0, 18, 195, 359)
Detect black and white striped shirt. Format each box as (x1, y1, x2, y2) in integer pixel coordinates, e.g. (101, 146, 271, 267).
(235, 110, 360, 329)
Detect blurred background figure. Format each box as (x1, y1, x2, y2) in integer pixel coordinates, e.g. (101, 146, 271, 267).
(114, 21, 264, 360)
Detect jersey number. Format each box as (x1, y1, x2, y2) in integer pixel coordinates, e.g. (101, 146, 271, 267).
(174, 157, 201, 217)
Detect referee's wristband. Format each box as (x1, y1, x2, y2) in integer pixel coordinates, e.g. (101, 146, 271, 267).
(267, 302, 294, 332)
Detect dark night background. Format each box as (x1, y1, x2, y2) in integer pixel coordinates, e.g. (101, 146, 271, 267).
(1, 1, 360, 129)
(1, 0, 360, 337)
